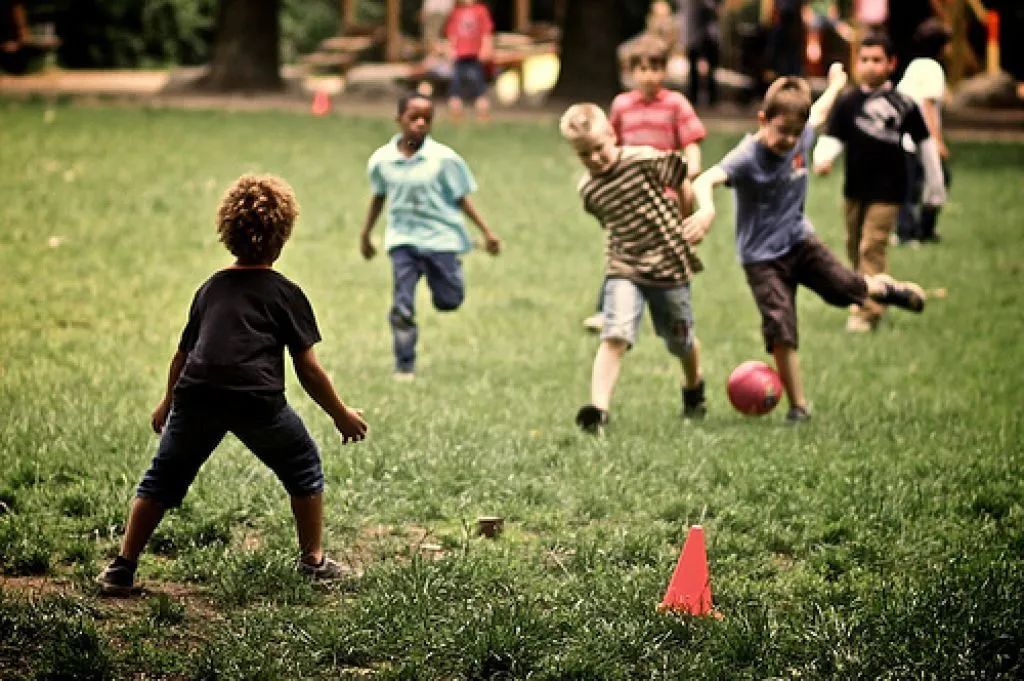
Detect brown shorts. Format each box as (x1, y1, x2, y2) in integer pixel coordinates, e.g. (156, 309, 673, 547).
(743, 236, 867, 352)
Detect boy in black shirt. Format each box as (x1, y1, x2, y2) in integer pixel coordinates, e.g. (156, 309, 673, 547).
(97, 175, 368, 595)
(812, 33, 945, 332)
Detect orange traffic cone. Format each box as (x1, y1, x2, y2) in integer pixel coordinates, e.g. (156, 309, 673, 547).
(659, 525, 718, 616)
(311, 90, 330, 116)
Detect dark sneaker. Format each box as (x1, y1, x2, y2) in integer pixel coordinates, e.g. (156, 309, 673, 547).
(785, 405, 811, 425)
(96, 556, 137, 596)
(873, 275, 926, 313)
(681, 380, 707, 419)
(575, 404, 609, 434)
(297, 555, 359, 581)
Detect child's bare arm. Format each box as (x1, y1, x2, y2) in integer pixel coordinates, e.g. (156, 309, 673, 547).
(681, 165, 729, 244)
(459, 196, 501, 255)
(359, 195, 385, 260)
(808, 62, 848, 132)
(292, 347, 367, 444)
(151, 350, 187, 433)
(682, 142, 702, 179)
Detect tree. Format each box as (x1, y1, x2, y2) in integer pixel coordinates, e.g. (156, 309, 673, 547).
(199, 0, 282, 92)
(549, 0, 652, 103)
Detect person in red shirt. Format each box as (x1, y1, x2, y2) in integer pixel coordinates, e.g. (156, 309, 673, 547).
(444, 0, 494, 120)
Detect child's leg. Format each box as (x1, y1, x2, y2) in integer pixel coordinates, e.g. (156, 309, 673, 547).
(646, 283, 701, 389)
(590, 278, 644, 412)
(591, 338, 629, 411)
(897, 152, 923, 243)
(389, 247, 424, 374)
(423, 251, 465, 312)
(119, 496, 166, 561)
(851, 202, 899, 325)
(290, 493, 325, 565)
(474, 95, 490, 119)
(772, 343, 806, 410)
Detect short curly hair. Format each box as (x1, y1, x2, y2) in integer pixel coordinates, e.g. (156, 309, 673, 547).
(216, 174, 299, 264)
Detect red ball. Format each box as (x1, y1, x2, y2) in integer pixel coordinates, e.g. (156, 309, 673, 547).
(727, 361, 783, 416)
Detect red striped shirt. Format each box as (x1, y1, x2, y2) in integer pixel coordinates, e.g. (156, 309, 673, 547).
(609, 89, 706, 151)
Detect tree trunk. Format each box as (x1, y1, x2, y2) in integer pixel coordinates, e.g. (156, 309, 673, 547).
(200, 0, 282, 92)
(548, 0, 623, 103)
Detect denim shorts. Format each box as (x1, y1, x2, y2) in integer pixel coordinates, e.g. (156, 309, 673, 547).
(449, 57, 487, 101)
(136, 394, 323, 507)
(600, 277, 696, 357)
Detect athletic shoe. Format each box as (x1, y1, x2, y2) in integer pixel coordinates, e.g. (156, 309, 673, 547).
(681, 380, 707, 418)
(392, 371, 416, 383)
(297, 555, 359, 581)
(582, 313, 605, 333)
(575, 404, 609, 434)
(96, 556, 137, 596)
(785, 405, 811, 425)
(872, 275, 926, 313)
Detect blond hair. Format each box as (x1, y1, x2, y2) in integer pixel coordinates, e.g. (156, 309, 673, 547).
(762, 76, 812, 122)
(559, 103, 612, 142)
(217, 174, 299, 264)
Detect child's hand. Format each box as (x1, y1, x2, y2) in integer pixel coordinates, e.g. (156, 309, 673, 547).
(484, 233, 502, 256)
(151, 398, 171, 434)
(360, 233, 377, 260)
(334, 407, 368, 444)
(827, 62, 847, 89)
(682, 208, 714, 245)
(813, 159, 833, 175)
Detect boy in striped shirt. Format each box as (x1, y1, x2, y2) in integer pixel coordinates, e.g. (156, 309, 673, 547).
(584, 35, 706, 333)
(561, 103, 706, 434)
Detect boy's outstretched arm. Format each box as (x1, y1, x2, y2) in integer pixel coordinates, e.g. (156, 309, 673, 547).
(458, 196, 501, 255)
(359, 195, 385, 260)
(151, 350, 187, 433)
(808, 62, 847, 132)
(293, 347, 367, 444)
(681, 165, 729, 245)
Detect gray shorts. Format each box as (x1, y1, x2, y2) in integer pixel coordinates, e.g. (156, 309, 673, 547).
(600, 277, 696, 357)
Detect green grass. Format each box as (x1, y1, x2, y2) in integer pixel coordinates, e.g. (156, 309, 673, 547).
(1, 99, 1022, 679)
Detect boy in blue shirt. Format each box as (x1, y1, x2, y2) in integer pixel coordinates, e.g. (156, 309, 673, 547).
(97, 175, 368, 595)
(685, 65, 927, 423)
(360, 94, 501, 380)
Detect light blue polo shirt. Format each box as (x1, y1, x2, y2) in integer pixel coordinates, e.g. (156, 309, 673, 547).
(367, 135, 477, 254)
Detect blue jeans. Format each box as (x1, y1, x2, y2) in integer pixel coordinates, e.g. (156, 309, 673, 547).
(600, 277, 695, 358)
(389, 246, 465, 372)
(136, 394, 323, 508)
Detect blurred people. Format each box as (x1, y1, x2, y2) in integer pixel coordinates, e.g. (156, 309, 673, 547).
(897, 18, 952, 245)
(421, 0, 455, 58)
(682, 0, 723, 106)
(767, 0, 807, 77)
(647, 0, 680, 55)
(0, 0, 28, 73)
(887, 0, 946, 81)
(445, 0, 494, 120)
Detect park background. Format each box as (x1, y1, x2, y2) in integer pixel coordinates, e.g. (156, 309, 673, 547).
(2, 1, 1024, 679)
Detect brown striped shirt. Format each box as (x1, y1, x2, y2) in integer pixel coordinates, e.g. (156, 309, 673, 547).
(579, 146, 703, 287)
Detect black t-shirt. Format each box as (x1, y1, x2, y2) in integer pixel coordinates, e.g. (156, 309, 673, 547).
(174, 269, 321, 402)
(826, 86, 929, 203)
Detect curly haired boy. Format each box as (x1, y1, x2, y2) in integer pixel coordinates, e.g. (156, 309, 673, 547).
(97, 175, 367, 595)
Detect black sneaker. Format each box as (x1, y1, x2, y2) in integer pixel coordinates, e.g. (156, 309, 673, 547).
(681, 380, 707, 419)
(785, 405, 811, 425)
(873, 275, 926, 313)
(575, 404, 609, 434)
(297, 555, 360, 581)
(96, 556, 137, 596)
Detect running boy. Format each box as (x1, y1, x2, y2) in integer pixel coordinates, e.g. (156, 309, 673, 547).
(361, 94, 501, 380)
(561, 103, 706, 433)
(812, 34, 945, 332)
(445, 0, 494, 120)
(584, 35, 707, 332)
(685, 66, 927, 423)
(97, 175, 368, 595)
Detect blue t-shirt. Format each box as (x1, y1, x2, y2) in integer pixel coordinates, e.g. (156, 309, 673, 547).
(718, 126, 815, 264)
(367, 135, 477, 254)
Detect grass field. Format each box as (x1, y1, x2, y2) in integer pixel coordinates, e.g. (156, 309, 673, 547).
(1, 98, 1022, 679)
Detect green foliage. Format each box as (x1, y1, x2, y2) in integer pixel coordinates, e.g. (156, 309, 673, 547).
(0, 100, 1022, 678)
